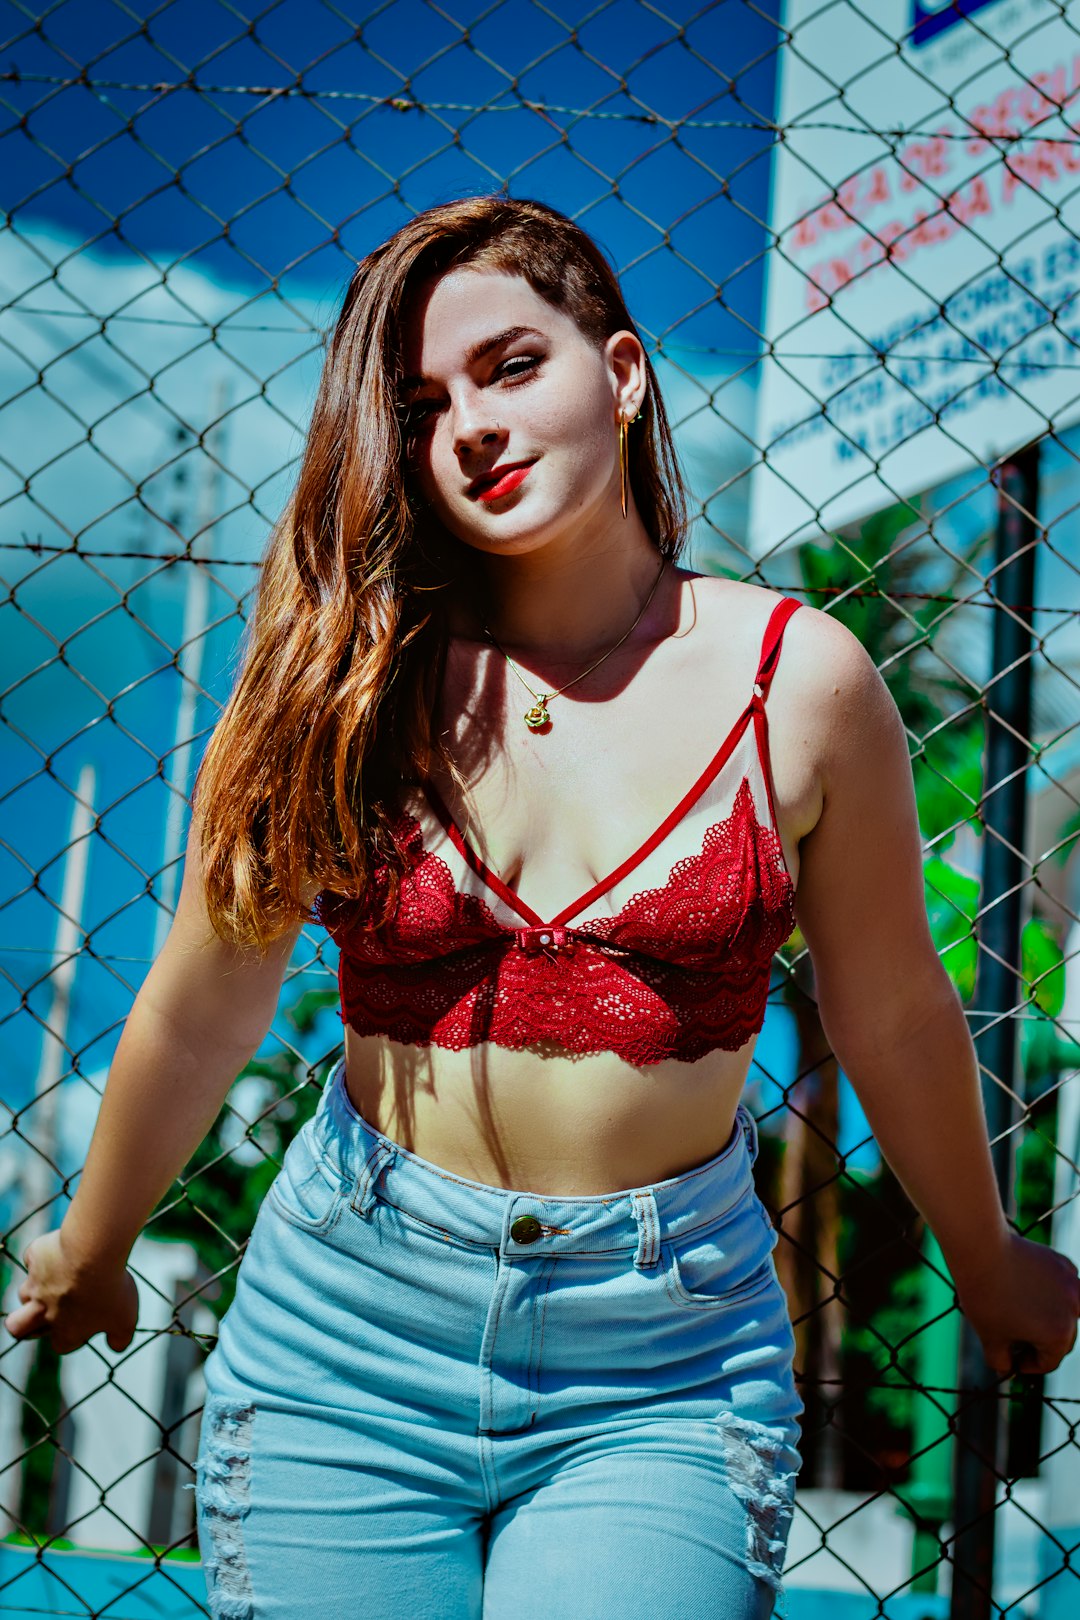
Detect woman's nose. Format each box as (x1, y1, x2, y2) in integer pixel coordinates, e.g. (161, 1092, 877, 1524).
(454, 409, 506, 460)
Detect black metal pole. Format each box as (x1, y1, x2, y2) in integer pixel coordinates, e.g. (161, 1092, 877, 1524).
(949, 442, 1040, 1620)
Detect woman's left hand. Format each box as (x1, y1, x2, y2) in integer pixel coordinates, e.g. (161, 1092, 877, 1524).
(951, 1230, 1080, 1377)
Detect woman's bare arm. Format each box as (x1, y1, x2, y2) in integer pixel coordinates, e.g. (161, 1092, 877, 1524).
(62, 822, 301, 1272)
(791, 615, 1008, 1275)
(787, 609, 1077, 1371)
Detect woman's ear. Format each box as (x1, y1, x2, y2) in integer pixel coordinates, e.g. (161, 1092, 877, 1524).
(606, 329, 648, 419)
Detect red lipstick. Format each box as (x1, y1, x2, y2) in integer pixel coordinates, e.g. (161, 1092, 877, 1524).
(470, 461, 534, 502)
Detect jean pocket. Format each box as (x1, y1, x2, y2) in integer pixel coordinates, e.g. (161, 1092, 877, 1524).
(663, 1195, 777, 1311)
(265, 1122, 348, 1234)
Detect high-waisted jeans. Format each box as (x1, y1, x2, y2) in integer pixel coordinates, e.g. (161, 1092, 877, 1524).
(192, 1058, 804, 1619)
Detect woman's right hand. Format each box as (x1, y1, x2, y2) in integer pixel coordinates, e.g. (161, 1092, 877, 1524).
(3, 1228, 138, 1355)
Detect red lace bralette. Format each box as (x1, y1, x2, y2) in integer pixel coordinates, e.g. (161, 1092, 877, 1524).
(316, 595, 802, 1066)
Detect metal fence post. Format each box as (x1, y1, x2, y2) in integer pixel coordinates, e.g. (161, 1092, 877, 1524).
(949, 443, 1041, 1620)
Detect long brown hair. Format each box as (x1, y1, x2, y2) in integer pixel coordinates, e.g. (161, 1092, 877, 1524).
(194, 195, 689, 948)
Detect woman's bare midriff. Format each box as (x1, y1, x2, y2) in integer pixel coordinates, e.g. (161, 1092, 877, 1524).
(341, 1031, 757, 1195)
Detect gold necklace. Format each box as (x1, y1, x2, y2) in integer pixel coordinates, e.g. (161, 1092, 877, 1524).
(483, 557, 667, 731)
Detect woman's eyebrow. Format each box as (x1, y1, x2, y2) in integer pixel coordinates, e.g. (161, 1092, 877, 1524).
(400, 325, 546, 392)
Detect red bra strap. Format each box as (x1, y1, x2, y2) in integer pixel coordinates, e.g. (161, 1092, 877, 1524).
(423, 781, 544, 928)
(755, 596, 802, 700)
(752, 596, 801, 832)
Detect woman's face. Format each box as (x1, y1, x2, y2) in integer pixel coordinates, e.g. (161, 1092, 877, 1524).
(398, 268, 644, 558)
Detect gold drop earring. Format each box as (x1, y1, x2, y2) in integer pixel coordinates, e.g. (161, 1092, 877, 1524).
(619, 408, 638, 519)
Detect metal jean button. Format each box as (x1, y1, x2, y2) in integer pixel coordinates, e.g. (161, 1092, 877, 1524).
(510, 1214, 543, 1244)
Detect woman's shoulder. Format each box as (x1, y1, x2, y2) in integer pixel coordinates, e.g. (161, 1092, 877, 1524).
(680, 576, 896, 845)
(678, 572, 863, 660)
(680, 571, 887, 723)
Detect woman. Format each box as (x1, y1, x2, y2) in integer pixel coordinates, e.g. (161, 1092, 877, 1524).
(7, 196, 1078, 1620)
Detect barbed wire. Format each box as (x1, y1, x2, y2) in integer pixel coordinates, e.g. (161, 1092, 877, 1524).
(5, 67, 1080, 147)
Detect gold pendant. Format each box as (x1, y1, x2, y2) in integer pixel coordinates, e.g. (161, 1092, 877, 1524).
(524, 698, 552, 730)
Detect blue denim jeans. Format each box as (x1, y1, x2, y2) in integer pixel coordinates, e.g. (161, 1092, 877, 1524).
(193, 1059, 804, 1619)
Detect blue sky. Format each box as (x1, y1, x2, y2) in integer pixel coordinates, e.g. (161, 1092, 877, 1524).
(1, 0, 784, 355)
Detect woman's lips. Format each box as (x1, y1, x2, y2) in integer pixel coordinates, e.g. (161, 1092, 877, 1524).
(473, 462, 534, 502)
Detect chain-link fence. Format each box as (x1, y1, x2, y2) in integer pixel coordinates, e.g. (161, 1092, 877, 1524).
(2, 1, 1079, 1616)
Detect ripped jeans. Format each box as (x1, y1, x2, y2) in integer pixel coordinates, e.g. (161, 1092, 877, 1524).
(192, 1059, 804, 1620)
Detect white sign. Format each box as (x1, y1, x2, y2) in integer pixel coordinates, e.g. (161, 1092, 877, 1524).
(749, 0, 1080, 554)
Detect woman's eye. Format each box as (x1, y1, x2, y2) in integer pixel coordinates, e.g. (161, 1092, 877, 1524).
(401, 399, 439, 429)
(497, 355, 541, 383)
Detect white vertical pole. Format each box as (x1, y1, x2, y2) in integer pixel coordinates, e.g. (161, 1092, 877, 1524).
(153, 381, 229, 958)
(0, 761, 96, 1533)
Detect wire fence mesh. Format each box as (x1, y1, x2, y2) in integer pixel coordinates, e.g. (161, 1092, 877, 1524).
(1, 1, 1079, 1616)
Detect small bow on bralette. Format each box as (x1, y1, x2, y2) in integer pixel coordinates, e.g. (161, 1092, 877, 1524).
(514, 926, 577, 958)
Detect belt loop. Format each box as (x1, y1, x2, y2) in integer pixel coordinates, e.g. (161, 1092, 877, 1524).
(631, 1189, 661, 1270)
(351, 1138, 396, 1219)
(739, 1104, 760, 1166)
